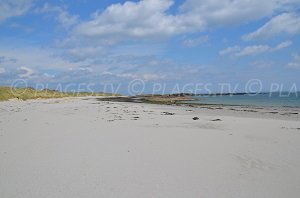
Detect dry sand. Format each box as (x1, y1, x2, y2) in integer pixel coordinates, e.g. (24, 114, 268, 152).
(0, 97, 300, 198)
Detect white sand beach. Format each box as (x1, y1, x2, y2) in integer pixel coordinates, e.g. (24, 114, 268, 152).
(0, 97, 300, 198)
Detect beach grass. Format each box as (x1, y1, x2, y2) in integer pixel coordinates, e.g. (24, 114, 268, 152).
(0, 86, 118, 101)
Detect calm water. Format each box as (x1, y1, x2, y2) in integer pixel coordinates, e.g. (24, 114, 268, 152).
(187, 92, 300, 107)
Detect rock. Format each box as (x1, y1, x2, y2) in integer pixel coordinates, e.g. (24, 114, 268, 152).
(161, 112, 175, 115)
(211, 119, 222, 121)
(193, 117, 199, 120)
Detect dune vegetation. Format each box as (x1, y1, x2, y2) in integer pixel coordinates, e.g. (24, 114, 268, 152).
(0, 86, 117, 101)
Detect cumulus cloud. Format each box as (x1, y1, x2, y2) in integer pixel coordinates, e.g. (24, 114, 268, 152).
(70, 0, 299, 46)
(180, 0, 277, 26)
(72, 0, 188, 43)
(220, 41, 292, 57)
(2, 0, 300, 87)
(243, 13, 300, 41)
(0, 0, 34, 22)
(55, 0, 300, 80)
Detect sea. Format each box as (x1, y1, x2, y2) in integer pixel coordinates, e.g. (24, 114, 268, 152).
(186, 92, 300, 108)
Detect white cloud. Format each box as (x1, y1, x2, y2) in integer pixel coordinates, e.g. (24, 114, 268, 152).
(73, 0, 189, 42)
(236, 45, 271, 56)
(0, 46, 82, 70)
(0, 44, 171, 83)
(70, 0, 300, 46)
(219, 46, 240, 55)
(180, 0, 277, 26)
(43, 73, 55, 79)
(0, 0, 34, 22)
(274, 40, 293, 50)
(287, 54, 300, 69)
(220, 41, 292, 57)
(18, 66, 35, 78)
(243, 13, 300, 40)
(37, 3, 79, 28)
(2, 0, 300, 85)
(182, 35, 209, 47)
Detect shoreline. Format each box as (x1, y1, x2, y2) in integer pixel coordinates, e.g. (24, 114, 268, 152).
(95, 96, 300, 121)
(1, 96, 300, 121)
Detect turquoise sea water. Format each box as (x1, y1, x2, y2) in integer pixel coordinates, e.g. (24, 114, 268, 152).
(187, 92, 300, 107)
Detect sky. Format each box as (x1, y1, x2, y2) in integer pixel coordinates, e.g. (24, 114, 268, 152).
(0, 0, 299, 94)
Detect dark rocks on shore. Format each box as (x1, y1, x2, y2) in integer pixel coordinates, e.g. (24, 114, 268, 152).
(161, 112, 175, 115)
(211, 119, 222, 121)
(193, 117, 199, 120)
(268, 111, 278, 114)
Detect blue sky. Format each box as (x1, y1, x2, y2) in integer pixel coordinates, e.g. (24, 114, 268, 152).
(0, 0, 300, 94)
